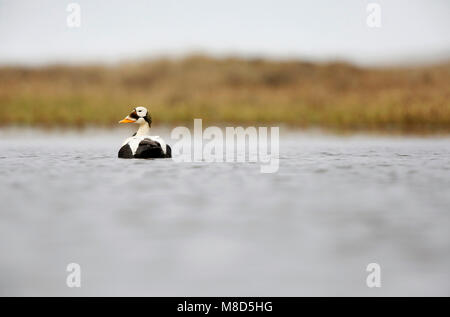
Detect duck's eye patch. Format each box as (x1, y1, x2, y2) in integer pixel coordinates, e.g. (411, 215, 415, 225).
(130, 111, 139, 119)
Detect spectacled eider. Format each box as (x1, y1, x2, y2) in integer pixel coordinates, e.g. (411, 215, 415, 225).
(118, 106, 171, 159)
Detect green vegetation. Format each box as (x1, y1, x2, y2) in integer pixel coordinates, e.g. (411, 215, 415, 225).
(0, 56, 449, 133)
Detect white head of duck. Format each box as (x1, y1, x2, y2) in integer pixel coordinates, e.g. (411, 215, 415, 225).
(119, 106, 152, 136)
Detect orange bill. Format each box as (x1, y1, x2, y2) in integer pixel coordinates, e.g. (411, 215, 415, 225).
(119, 118, 136, 123)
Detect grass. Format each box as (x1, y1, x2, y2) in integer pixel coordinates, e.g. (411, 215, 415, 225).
(0, 55, 449, 133)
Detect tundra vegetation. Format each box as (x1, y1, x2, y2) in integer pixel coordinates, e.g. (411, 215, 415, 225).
(0, 55, 449, 133)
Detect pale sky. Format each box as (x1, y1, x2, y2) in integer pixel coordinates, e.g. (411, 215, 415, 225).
(0, 0, 449, 65)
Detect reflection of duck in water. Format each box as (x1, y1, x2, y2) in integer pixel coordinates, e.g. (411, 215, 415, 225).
(118, 107, 172, 159)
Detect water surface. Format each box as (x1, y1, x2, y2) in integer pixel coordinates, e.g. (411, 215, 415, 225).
(0, 129, 449, 296)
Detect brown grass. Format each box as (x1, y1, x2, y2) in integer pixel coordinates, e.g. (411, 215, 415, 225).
(0, 55, 449, 133)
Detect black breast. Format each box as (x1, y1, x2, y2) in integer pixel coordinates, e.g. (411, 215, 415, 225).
(118, 144, 133, 158)
(134, 139, 166, 159)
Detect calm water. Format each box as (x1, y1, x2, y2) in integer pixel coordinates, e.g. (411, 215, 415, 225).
(0, 129, 449, 296)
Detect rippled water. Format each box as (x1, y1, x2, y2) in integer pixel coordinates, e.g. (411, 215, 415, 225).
(0, 129, 449, 296)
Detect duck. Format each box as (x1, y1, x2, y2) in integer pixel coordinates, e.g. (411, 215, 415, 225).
(118, 106, 172, 159)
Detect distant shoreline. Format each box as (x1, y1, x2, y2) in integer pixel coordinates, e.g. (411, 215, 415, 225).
(1, 56, 449, 134)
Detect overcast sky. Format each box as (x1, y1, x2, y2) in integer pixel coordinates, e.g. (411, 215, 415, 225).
(0, 0, 449, 65)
